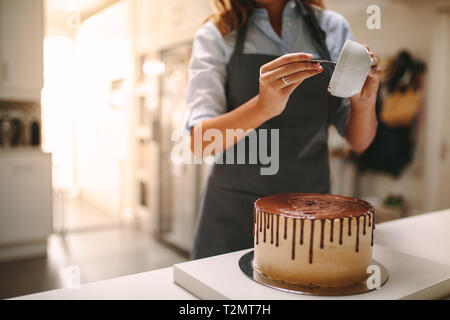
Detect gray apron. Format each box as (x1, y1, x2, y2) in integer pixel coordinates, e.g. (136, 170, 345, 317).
(191, 4, 341, 259)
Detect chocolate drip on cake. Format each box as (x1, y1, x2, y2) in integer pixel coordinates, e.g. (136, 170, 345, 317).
(309, 220, 315, 264)
(371, 213, 375, 246)
(259, 210, 262, 232)
(263, 212, 267, 243)
(300, 219, 304, 245)
(330, 219, 334, 242)
(356, 216, 360, 252)
(254, 194, 375, 263)
(276, 215, 279, 247)
(363, 214, 366, 235)
(348, 217, 352, 236)
(292, 218, 296, 260)
(255, 210, 258, 245)
(320, 219, 325, 249)
(270, 214, 274, 244)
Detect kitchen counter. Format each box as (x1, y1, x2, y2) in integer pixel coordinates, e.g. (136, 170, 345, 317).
(375, 209, 450, 267)
(13, 267, 197, 300)
(12, 209, 450, 300)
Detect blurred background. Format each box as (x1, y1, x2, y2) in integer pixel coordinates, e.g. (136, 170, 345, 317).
(0, 0, 449, 299)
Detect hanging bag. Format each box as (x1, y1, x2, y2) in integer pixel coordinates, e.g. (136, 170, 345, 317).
(380, 87, 421, 128)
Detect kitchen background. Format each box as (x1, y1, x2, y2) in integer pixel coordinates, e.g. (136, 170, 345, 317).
(0, 0, 449, 299)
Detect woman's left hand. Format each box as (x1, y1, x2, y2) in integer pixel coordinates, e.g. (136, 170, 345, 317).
(350, 45, 382, 105)
(346, 45, 381, 153)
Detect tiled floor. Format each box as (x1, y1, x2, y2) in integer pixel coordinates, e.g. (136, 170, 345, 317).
(0, 228, 188, 299)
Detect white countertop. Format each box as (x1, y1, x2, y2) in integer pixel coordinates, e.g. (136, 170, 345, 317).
(12, 267, 197, 300)
(12, 209, 450, 300)
(375, 209, 450, 266)
(173, 246, 450, 300)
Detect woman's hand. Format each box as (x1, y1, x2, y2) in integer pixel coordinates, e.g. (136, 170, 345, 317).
(190, 53, 323, 157)
(346, 46, 380, 153)
(350, 46, 382, 106)
(258, 52, 323, 119)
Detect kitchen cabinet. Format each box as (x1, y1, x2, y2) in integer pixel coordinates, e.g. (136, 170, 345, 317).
(0, 150, 52, 261)
(0, 0, 44, 101)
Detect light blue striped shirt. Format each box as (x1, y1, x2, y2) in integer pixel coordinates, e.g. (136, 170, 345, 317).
(183, 0, 354, 135)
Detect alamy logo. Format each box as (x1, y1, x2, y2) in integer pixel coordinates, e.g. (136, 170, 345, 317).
(367, 5, 381, 30)
(171, 127, 280, 175)
(61, 265, 81, 289)
(366, 264, 382, 289)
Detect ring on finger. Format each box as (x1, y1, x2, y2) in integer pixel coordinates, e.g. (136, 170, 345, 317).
(282, 76, 291, 86)
(372, 55, 378, 65)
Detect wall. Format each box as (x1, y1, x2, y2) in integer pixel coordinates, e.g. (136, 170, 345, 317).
(423, 7, 450, 212)
(327, 0, 449, 214)
(135, 0, 211, 55)
(329, 1, 434, 61)
(74, 0, 132, 217)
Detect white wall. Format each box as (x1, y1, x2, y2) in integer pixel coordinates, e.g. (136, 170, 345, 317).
(134, 0, 211, 54)
(330, 1, 434, 60)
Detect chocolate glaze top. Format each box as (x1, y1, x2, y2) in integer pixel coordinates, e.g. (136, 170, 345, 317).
(254, 193, 374, 219)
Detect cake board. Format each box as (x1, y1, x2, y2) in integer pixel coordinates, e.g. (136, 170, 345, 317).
(238, 251, 389, 296)
(173, 245, 450, 300)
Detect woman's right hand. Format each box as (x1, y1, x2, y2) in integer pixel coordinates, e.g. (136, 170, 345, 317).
(191, 54, 323, 157)
(258, 53, 323, 119)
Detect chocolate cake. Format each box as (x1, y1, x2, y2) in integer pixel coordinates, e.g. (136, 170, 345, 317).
(253, 193, 375, 287)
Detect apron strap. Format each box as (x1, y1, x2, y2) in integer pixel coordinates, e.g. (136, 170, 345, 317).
(234, 23, 248, 56)
(301, 3, 332, 61)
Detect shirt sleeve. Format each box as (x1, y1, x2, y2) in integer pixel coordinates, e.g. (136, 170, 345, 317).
(320, 10, 355, 136)
(181, 21, 228, 136)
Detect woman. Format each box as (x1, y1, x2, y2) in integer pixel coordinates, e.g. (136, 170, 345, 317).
(184, 0, 381, 259)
